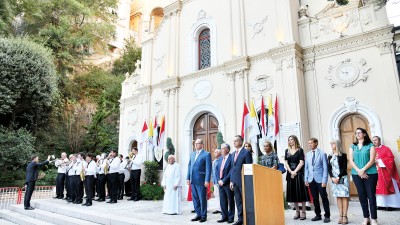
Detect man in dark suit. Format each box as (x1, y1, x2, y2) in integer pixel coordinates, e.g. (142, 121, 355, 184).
(229, 135, 253, 225)
(24, 155, 50, 210)
(216, 143, 235, 223)
(186, 139, 212, 223)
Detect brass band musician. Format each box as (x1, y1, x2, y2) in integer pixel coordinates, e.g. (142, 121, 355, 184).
(53, 152, 68, 199)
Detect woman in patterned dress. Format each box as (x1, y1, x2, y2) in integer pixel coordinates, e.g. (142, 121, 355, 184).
(284, 135, 309, 220)
(260, 140, 279, 169)
(328, 139, 350, 224)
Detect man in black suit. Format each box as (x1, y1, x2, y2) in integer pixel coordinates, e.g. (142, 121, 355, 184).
(216, 143, 235, 223)
(24, 155, 50, 210)
(229, 135, 252, 225)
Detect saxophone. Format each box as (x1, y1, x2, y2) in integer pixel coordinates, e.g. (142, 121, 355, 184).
(80, 162, 85, 181)
(104, 159, 109, 175)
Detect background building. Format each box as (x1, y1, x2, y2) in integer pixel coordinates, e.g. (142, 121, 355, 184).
(119, 0, 400, 199)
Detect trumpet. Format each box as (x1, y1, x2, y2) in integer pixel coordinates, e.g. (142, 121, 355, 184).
(80, 162, 85, 181)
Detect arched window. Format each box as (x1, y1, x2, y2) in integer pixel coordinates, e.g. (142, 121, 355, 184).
(198, 29, 211, 70)
(150, 7, 164, 32)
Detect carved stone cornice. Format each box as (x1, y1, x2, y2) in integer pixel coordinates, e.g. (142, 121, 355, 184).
(120, 96, 140, 108)
(303, 59, 315, 71)
(141, 37, 153, 46)
(164, 1, 182, 17)
(222, 56, 250, 76)
(160, 77, 181, 93)
(266, 42, 303, 60)
(375, 41, 393, 55)
(303, 26, 394, 59)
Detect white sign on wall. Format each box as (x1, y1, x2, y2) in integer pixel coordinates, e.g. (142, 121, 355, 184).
(279, 122, 301, 152)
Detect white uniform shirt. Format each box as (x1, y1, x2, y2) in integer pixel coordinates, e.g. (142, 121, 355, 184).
(119, 160, 127, 174)
(74, 159, 87, 175)
(108, 157, 121, 174)
(55, 159, 67, 173)
(85, 160, 97, 177)
(67, 161, 76, 176)
(130, 154, 144, 170)
(97, 159, 105, 174)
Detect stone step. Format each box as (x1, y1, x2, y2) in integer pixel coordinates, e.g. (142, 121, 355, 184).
(9, 205, 101, 225)
(31, 201, 160, 225)
(0, 209, 54, 225)
(0, 218, 18, 225)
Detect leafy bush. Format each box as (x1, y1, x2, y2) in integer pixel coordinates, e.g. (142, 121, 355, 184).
(0, 37, 58, 129)
(0, 126, 35, 171)
(36, 167, 57, 186)
(217, 131, 225, 148)
(140, 183, 164, 200)
(143, 161, 159, 184)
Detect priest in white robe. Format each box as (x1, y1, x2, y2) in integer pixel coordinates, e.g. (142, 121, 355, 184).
(162, 155, 182, 215)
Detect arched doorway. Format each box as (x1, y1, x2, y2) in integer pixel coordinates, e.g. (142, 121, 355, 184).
(150, 7, 164, 32)
(339, 114, 370, 197)
(193, 113, 219, 160)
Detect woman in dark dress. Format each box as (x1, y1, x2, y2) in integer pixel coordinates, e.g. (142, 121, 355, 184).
(284, 135, 309, 220)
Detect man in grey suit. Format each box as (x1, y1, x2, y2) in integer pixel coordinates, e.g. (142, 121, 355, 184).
(304, 138, 330, 223)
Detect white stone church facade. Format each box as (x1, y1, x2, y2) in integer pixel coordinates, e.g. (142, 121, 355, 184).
(118, 0, 400, 198)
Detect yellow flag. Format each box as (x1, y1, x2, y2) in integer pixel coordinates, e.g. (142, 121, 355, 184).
(250, 100, 257, 118)
(268, 95, 273, 117)
(148, 120, 153, 137)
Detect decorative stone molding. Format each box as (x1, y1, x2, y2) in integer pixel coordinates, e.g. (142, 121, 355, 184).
(325, 58, 371, 88)
(161, 77, 180, 93)
(222, 56, 250, 76)
(190, 10, 217, 72)
(251, 75, 274, 95)
(267, 42, 303, 60)
(192, 80, 213, 100)
(163, 89, 170, 97)
(164, 0, 182, 17)
(303, 26, 394, 59)
(127, 109, 138, 126)
(273, 59, 283, 71)
(154, 55, 165, 69)
(246, 15, 269, 39)
(303, 59, 315, 71)
(153, 100, 163, 113)
(375, 41, 393, 55)
(329, 97, 382, 140)
(295, 56, 304, 71)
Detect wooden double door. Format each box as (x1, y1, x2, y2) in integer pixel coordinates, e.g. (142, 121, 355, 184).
(193, 113, 219, 161)
(339, 114, 370, 197)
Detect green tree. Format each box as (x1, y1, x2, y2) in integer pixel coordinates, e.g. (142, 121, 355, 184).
(164, 137, 176, 162)
(217, 131, 225, 148)
(0, 37, 58, 129)
(0, 0, 17, 36)
(17, 0, 118, 74)
(112, 37, 142, 75)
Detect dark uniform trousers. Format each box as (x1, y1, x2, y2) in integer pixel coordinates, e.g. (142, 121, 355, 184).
(73, 175, 84, 203)
(130, 169, 141, 200)
(24, 181, 35, 208)
(118, 173, 125, 198)
(97, 174, 106, 199)
(84, 175, 95, 204)
(65, 175, 71, 199)
(108, 172, 119, 202)
(55, 173, 66, 198)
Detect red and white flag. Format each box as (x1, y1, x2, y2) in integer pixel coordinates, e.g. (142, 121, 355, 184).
(274, 96, 279, 138)
(158, 115, 165, 148)
(152, 116, 158, 148)
(241, 102, 250, 139)
(139, 121, 148, 151)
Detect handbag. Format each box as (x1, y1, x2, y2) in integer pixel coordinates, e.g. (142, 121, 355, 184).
(277, 163, 286, 174)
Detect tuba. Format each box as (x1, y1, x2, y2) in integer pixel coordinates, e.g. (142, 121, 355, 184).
(80, 162, 85, 181)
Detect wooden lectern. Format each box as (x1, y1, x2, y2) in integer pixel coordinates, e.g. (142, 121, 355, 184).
(242, 164, 285, 225)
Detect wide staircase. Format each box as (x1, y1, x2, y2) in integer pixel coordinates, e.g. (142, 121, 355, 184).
(0, 199, 161, 225)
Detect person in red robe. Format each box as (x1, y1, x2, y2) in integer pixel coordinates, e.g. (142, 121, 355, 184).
(372, 136, 400, 210)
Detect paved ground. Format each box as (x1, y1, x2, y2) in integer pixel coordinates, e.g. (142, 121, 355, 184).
(36, 197, 400, 225)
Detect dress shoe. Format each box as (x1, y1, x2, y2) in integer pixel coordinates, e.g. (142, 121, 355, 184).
(233, 221, 243, 225)
(213, 210, 221, 214)
(106, 196, 110, 199)
(106, 200, 117, 204)
(82, 203, 88, 206)
(311, 216, 322, 221)
(52, 196, 59, 199)
(227, 220, 234, 224)
(86, 203, 92, 206)
(387, 207, 393, 211)
(95, 198, 105, 202)
(191, 210, 196, 213)
(191, 216, 201, 221)
(67, 199, 74, 202)
(133, 198, 139, 201)
(24, 207, 35, 210)
(306, 206, 312, 211)
(127, 198, 134, 201)
(199, 218, 207, 223)
(323, 217, 330, 223)
(217, 218, 228, 223)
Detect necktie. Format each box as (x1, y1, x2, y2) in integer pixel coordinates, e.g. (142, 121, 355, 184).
(195, 151, 200, 161)
(234, 150, 239, 162)
(219, 157, 226, 179)
(312, 151, 315, 166)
